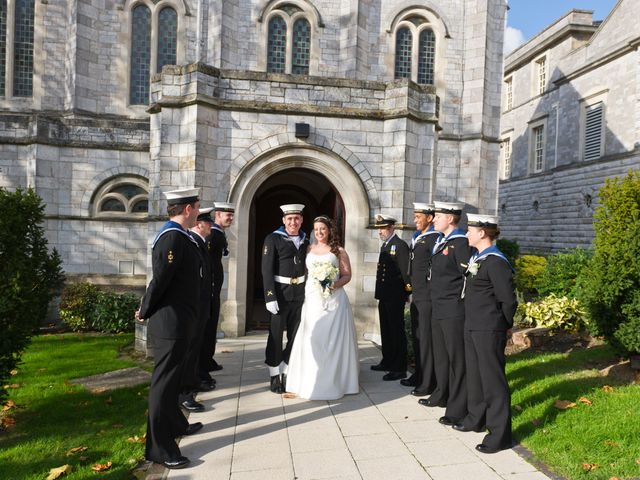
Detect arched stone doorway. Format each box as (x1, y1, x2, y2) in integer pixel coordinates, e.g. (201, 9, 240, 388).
(246, 168, 345, 330)
(222, 145, 378, 337)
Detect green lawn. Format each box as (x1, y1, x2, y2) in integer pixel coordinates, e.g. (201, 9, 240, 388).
(509, 345, 640, 480)
(0, 334, 148, 480)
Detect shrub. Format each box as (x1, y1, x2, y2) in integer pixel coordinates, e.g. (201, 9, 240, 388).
(0, 188, 65, 404)
(514, 255, 547, 296)
(59, 282, 101, 331)
(536, 248, 593, 298)
(496, 238, 520, 266)
(93, 291, 139, 333)
(578, 171, 640, 355)
(520, 294, 586, 333)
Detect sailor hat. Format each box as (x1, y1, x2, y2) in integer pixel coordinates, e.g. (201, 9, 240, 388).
(372, 214, 397, 227)
(280, 204, 305, 215)
(197, 207, 215, 223)
(467, 213, 498, 228)
(413, 203, 435, 214)
(214, 202, 235, 213)
(434, 201, 464, 215)
(164, 188, 200, 206)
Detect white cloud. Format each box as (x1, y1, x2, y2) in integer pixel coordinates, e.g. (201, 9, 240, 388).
(504, 26, 526, 55)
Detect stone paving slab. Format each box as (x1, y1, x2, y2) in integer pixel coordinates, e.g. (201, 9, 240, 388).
(166, 336, 551, 480)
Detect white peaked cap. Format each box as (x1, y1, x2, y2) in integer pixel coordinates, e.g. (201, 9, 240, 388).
(413, 202, 435, 213)
(280, 204, 305, 215)
(467, 213, 498, 228)
(434, 201, 464, 215)
(214, 202, 235, 212)
(373, 214, 397, 227)
(164, 188, 200, 206)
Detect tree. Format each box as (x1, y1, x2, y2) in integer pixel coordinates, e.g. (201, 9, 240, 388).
(0, 188, 65, 403)
(578, 171, 640, 356)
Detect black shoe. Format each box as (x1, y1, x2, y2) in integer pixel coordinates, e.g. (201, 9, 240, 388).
(410, 389, 429, 397)
(452, 423, 474, 432)
(184, 422, 203, 435)
(181, 399, 205, 412)
(382, 371, 407, 381)
(400, 376, 418, 387)
(438, 416, 456, 426)
(270, 375, 282, 394)
(281, 373, 287, 392)
(163, 456, 190, 469)
(370, 363, 387, 371)
(475, 443, 504, 454)
(210, 360, 223, 371)
(418, 398, 446, 407)
(198, 380, 216, 392)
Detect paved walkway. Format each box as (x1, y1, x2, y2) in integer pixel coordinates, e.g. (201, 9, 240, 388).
(167, 335, 551, 480)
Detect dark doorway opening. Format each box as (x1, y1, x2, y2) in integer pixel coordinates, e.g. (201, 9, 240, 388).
(246, 168, 344, 331)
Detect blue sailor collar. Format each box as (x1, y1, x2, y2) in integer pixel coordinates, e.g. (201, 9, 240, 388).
(212, 223, 225, 235)
(471, 245, 514, 272)
(152, 220, 198, 249)
(432, 227, 466, 254)
(273, 226, 307, 243)
(412, 225, 441, 247)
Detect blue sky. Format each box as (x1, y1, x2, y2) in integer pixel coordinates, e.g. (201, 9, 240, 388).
(505, 0, 618, 53)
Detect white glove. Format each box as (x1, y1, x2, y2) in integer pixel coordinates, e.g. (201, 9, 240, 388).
(266, 301, 280, 315)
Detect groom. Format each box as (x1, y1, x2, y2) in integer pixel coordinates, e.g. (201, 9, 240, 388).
(262, 204, 309, 393)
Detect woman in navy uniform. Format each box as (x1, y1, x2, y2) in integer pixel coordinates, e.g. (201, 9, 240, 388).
(262, 204, 309, 393)
(453, 214, 517, 454)
(404, 203, 441, 396)
(372, 214, 411, 381)
(422, 201, 472, 427)
(137, 188, 204, 469)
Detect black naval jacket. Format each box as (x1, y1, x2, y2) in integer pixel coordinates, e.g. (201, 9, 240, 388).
(409, 228, 441, 296)
(207, 225, 228, 295)
(375, 233, 411, 302)
(189, 231, 212, 323)
(464, 253, 517, 331)
(262, 228, 309, 304)
(429, 229, 472, 318)
(140, 223, 203, 339)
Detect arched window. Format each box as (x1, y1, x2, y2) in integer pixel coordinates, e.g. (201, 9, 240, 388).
(93, 177, 149, 217)
(267, 15, 286, 73)
(394, 27, 412, 80)
(157, 7, 177, 72)
(130, 4, 151, 105)
(0, 0, 35, 98)
(292, 18, 310, 75)
(391, 11, 441, 86)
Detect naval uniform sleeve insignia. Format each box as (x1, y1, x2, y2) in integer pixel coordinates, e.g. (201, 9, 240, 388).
(263, 246, 268, 255)
(405, 284, 412, 292)
(267, 290, 274, 297)
(168, 250, 174, 263)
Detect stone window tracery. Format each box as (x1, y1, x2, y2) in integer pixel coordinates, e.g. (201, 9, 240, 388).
(0, 0, 35, 98)
(392, 12, 437, 85)
(93, 177, 149, 217)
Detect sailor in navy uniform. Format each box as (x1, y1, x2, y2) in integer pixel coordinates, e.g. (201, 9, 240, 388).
(372, 214, 411, 381)
(177, 207, 215, 413)
(137, 188, 204, 470)
(403, 203, 441, 396)
(262, 204, 309, 393)
(200, 202, 234, 382)
(421, 201, 472, 428)
(453, 214, 517, 454)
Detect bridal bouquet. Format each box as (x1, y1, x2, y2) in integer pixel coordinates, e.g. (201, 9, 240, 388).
(309, 261, 340, 299)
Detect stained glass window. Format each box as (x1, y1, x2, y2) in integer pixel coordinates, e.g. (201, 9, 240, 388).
(130, 4, 151, 105)
(13, 0, 34, 97)
(0, 0, 6, 96)
(157, 7, 177, 73)
(394, 27, 412, 80)
(280, 4, 301, 16)
(267, 15, 286, 74)
(292, 18, 310, 75)
(418, 29, 435, 85)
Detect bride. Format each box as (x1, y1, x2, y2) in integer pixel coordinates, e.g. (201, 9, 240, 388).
(286, 215, 359, 400)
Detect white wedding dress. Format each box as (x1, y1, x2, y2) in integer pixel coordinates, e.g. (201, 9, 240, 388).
(286, 251, 360, 400)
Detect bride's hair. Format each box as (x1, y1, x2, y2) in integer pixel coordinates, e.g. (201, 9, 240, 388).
(313, 215, 341, 257)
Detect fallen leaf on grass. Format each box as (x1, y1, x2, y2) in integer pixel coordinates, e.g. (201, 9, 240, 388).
(578, 397, 593, 406)
(2, 400, 16, 411)
(105, 396, 113, 405)
(636, 459, 640, 465)
(609, 477, 621, 480)
(127, 435, 146, 443)
(514, 405, 523, 412)
(46, 464, 72, 479)
(91, 387, 107, 395)
(603, 440, 619, 447)
(531, 418, 542, 426)
(1, 416, 17, 428)
(10, 369, 17, 376)
(554, 400, 576, 410)
(582, 463, 598, 472)
(66, 446, 88, 456)
(603, 385, 614, 393)
(91, 461, 112, 472)
(3, 383, 20, 389)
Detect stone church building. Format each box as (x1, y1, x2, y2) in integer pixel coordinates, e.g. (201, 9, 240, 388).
(0, 0, 506, 338)
(498, 0, 640, 252)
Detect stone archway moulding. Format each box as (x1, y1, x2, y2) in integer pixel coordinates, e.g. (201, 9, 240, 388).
(81, 166, 150, 214)
(223, 144, 376, 336)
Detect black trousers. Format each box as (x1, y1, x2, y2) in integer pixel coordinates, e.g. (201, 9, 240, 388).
(430, 315, 467, 421)
(182, 313, 207, 394)
(265, 301, 303, 367)
(198, 292, 220, 381)
(146, 336, 189, 463)
(378, 300, 407, 373)
(411, 299, 436, 393)
(464, 330, 512, 449)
